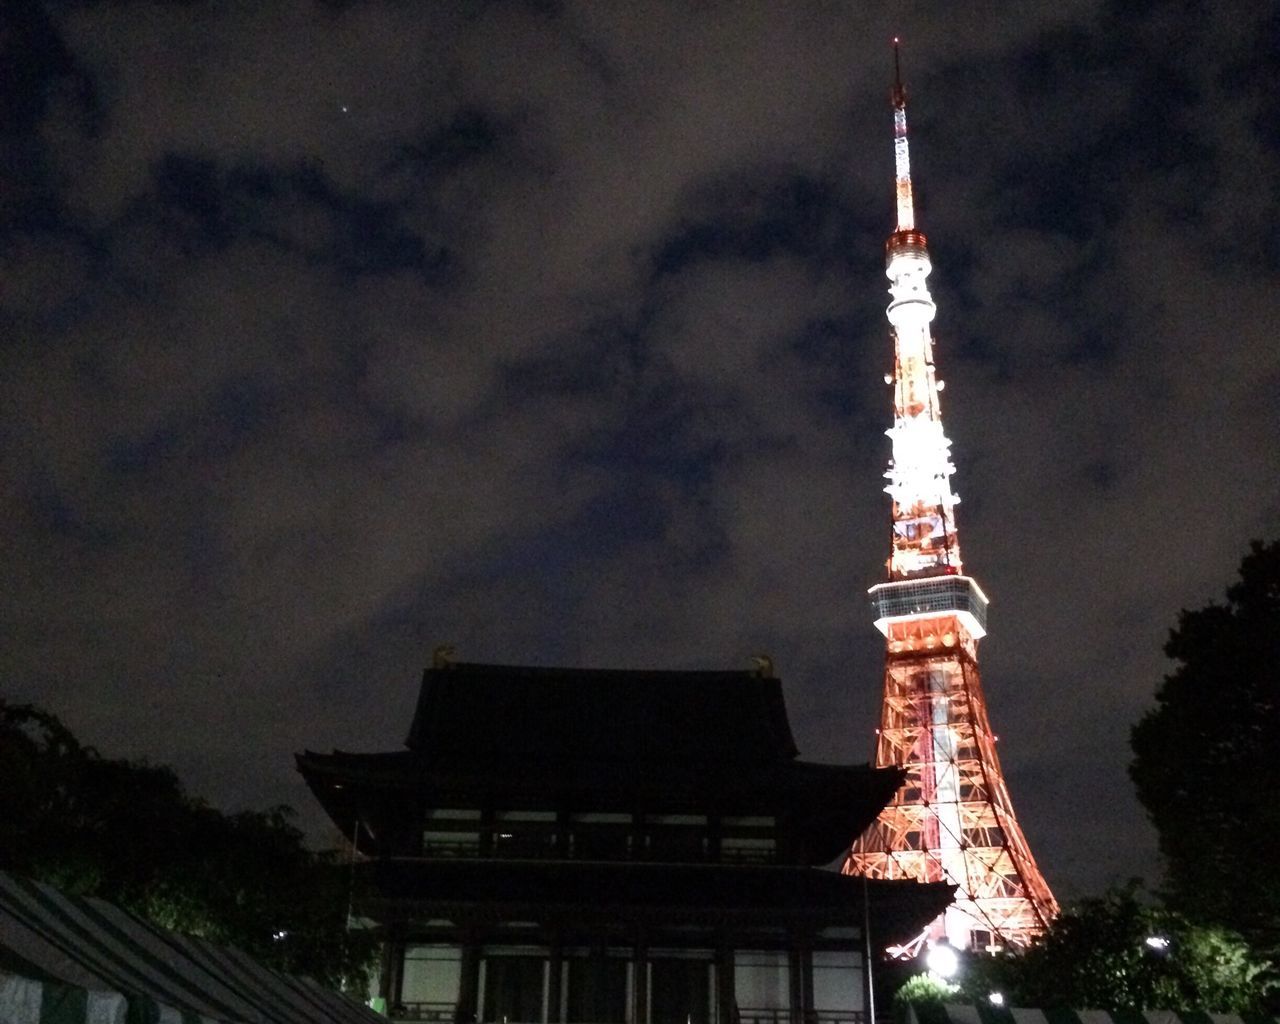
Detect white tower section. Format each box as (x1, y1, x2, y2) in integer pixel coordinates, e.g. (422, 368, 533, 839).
(884, 237, 962, 579)
(881, 46, 962, 582)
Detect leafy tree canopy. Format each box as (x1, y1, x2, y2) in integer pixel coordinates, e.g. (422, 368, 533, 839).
(893, 972, 959, 1011)
(0, 699, 376, 992)
(956, 886, 1272, 1013)
(1130, 538, 1280, 959)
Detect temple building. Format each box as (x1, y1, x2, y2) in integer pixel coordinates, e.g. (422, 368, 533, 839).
(298, 657, 952, 1024)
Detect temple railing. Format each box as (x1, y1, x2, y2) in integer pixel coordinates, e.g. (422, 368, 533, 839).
(740, 1011, 868, 1024)
(388, 1001, 454, 1020)
(388, 1010, 867, 1024)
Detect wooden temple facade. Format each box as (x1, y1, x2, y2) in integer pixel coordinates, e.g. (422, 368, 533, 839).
(297, 660, 952, 1024)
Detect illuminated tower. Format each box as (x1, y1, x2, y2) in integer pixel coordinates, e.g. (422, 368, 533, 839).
(842, 43, 1058, 951)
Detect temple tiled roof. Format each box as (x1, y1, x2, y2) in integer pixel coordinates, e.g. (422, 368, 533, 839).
(405, 662, 800, 763)
(362, 858, 953, 938)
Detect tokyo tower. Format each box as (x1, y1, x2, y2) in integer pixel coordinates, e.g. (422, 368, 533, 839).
(842, 43, 1058, 951)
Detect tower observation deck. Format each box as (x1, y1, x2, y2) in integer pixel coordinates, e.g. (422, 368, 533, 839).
(842, 42, 1058, 952)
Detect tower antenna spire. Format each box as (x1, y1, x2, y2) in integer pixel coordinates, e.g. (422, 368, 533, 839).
(891, 38, 915, 232)
(892, 36, 904, 101)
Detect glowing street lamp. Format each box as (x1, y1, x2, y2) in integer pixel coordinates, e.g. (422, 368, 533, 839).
(925, 942, 959, 980)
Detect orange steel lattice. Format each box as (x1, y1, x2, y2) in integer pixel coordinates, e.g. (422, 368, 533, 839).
(842, 44, 1057, 951)
(846, 617, 1057, 949)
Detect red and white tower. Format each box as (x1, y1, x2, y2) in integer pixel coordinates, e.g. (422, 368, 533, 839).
(843, 43, 1058, 951)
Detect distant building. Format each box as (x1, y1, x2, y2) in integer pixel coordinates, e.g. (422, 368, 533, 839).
(298, 659, 952, 1024)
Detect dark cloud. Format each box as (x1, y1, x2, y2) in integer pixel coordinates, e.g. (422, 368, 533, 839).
(3, 0, 1278, 902)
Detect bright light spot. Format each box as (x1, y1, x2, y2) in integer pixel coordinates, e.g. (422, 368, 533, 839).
(1145, 935, 1170, 950)
(988, 992, 1005, 1006)
(341, 105, 349, 113)
(925, 943, 959, 979)
(272, 930, 289, 941)
(883, 416, 959, 512)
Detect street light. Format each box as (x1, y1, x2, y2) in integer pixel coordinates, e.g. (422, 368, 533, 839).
(925, 942, 959, 980)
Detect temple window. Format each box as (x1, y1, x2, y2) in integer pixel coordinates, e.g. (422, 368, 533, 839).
(490, 811, 559, 859)
(569, 812, 633, 861)
(643, 815, 707, 863)
(478, 950, 548, 1023)
(647, 952, 715, 1024)
(562, 951, 630, 1023)
(400, 944, 462, 1021)
(811, 950, 864, 1022)
(422, 808, 483, 858)
(734, 950, 789, 1023)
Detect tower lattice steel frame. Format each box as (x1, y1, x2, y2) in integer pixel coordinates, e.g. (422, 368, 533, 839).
(842, 43, 1058, 951)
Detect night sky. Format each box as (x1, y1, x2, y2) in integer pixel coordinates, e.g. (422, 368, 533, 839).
(4, 2, 1278, 902)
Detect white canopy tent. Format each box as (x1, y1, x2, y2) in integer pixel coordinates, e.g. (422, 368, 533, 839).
(0, 870, 382, 1024)
(905, 1002, 1274, 1024)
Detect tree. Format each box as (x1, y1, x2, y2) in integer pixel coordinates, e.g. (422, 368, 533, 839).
(0, 699, 377, 991)
(956, 886, 1271, 1012)
(892, 973, 958, 1013)
(1129, 539, 1280, 961)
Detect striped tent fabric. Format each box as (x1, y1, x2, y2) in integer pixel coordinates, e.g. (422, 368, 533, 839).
(0, 871, 383, 1024)
(908, 1002, 1279, 1024)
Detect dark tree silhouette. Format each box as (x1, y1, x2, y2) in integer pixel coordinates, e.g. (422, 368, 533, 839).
(1130, 539, 1280, 962)
(0, 699, 376, 991)
(951, 886, 1271, 1012)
